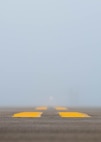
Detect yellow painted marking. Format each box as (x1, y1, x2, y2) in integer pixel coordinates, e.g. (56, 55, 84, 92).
(55, 107, 67, 110)
(36, 106, 47, 110)
(12, 112, 43, 118)
(59, 112, 90, 118)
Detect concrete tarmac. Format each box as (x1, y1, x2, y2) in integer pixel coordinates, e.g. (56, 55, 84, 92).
(0, 107, 101, 142)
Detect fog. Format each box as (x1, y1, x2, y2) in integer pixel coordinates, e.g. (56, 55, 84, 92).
(0, 0, 101, 107)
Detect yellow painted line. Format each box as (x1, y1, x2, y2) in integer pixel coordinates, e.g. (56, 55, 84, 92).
(12, 112, 43, 118)
(55, 107, 67, 110)
(36, 106, 47, 110)
(59, 112, 90, 118)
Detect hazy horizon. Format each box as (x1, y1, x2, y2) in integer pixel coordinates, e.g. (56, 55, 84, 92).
(0, 0, 101, 107)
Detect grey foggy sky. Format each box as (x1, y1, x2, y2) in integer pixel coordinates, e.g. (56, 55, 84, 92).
(0, 0, 101, 106)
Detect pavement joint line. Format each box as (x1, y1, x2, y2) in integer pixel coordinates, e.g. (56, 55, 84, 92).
(12, 112, 43, 118)
(59, 112, 90, 118)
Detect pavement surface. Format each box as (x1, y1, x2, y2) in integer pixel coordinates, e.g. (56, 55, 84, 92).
(0, 107, 101, 142)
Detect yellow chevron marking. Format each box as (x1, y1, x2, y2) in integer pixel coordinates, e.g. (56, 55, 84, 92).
(55, 107, 67, 110)
(59, 112, 90, 118)
(36, 106, 47, 110)
(12, 112, 43, 118)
